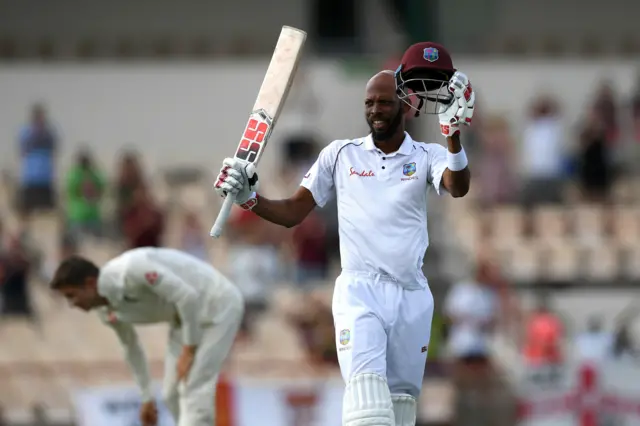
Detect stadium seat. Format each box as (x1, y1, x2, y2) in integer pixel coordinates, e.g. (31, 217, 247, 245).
(487, 206, 525, 250)
(531, 206, 567, 245)
(611, 178, 636, 203)
(249, 311, 307, 362)
(452, 210, 481, 253)
(539, 241, 580, 282)
(570, 204, 605, 246)
(620, 245, 640, 281)
(611, 206, 640, 248)
(583, 244, 620, 282)
(28, 212, 61, 253)
(114, 37, 136, 58)
(619, 34, 640, 57)
(498, 243, 540, 284)
(269, 286, 304, 314)
(0, 36, 17, 59)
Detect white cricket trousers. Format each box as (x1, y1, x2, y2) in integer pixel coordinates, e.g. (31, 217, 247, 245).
(162, 290, 244, 426)
(333, 270, 435, 398)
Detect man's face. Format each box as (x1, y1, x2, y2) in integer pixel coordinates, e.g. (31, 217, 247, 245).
(364, 76, 405, 141)
(56, 279, 100, 311)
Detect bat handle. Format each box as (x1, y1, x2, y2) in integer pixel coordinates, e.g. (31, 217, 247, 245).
(210, 194, 235, 238)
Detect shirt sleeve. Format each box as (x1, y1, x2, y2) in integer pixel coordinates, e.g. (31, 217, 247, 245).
(427, 143, 449, 196)
(126, 253, 202, 346)
(104, 317, 153, 402)
(300, 142, 339, 208)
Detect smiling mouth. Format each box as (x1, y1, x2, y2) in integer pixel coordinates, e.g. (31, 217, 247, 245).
(372, 120, 388, 130)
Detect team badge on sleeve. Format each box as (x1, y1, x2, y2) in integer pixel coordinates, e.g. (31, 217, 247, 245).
(339, 329, 351, 345)
(145, 271, 159, 285)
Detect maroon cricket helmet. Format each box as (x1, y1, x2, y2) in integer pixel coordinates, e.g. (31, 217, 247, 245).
(394, 42, 457, 116)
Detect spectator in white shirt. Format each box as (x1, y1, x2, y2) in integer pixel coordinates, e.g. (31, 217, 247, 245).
(444, 261, 505, 426)
(575, 315, 614, 362)
(520, 96, 566, 206)
(444, 262, 499, 366)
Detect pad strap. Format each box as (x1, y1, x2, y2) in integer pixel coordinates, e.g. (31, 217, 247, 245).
(391, 394, 417, 426)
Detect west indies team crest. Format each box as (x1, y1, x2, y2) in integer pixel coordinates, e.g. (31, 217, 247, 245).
(423, 47, 439, 62)
(339, 329, 351, 345)
(403, 162, 417, 176)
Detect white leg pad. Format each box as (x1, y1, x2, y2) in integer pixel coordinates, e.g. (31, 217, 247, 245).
(391, 394, 417, 426)
(343, 373, 394, 426)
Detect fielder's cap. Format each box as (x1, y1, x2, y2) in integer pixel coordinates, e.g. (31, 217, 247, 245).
(398, 41, 456, 77)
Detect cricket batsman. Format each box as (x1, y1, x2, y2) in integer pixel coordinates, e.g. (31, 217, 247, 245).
(49, 247, 244, 426)
(214, 42, 474, 426)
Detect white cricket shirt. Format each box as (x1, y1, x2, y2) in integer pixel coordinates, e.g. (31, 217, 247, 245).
(95, 247, 243, 401)
(301, 132, 448, 289)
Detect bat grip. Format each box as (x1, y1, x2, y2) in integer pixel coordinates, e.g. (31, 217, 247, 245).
(210, 194, 235, 238)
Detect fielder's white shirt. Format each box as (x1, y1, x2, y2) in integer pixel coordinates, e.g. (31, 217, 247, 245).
(301, 132, 448, 289)
(95, 247, 242, 400)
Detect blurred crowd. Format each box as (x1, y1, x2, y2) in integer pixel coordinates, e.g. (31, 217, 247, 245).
(3, 69, 640, 425)
(470, 76, 640, 207)
(0, 105, 166, 319)
(0, 102, 341, 372)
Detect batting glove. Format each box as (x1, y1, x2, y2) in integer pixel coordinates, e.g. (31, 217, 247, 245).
(214, 158, 259, 210)
(438, 71, 475, 137)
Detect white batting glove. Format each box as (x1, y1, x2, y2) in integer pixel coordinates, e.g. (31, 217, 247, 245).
(438, 71, 475, 137)
(213, 158, 259, 210)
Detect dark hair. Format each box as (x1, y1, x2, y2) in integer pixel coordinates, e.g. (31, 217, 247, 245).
(50, 255, 99, 289)
(77, 150, 93, 169)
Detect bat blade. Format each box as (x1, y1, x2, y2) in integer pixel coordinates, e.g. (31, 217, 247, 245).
(210, 26, 307, 238)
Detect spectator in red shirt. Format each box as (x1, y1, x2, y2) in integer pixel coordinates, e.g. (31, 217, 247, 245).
(523, 294, 564, 366)
(115, 151, 146, 236)
(122, 185, 165, 249)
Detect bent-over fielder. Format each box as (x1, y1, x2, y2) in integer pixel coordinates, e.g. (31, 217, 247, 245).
(50, 247, 244, 426)
(214, 42, 475, 426)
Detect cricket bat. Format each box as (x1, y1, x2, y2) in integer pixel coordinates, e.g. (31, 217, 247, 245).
(210, 25, 307, 238)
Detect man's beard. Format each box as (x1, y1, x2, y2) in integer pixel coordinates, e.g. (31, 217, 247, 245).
(368, 106, 403, 142)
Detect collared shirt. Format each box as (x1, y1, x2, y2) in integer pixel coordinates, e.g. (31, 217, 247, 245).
(97, 247, 242, 343)
(95, 247, 243, 401)
(301, 132, 448, 289)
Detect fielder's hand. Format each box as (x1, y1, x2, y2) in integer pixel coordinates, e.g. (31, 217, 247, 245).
(214, 158, 259, 210)
(139, 400, 158, 426)
(438, 71, 475, 137)
(176, 345, 196, 383)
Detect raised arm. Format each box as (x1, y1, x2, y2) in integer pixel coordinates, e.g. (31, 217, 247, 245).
(441, 133, 471, 198)
(435, 71, 474, 198)
(214, 141, 339, 228)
